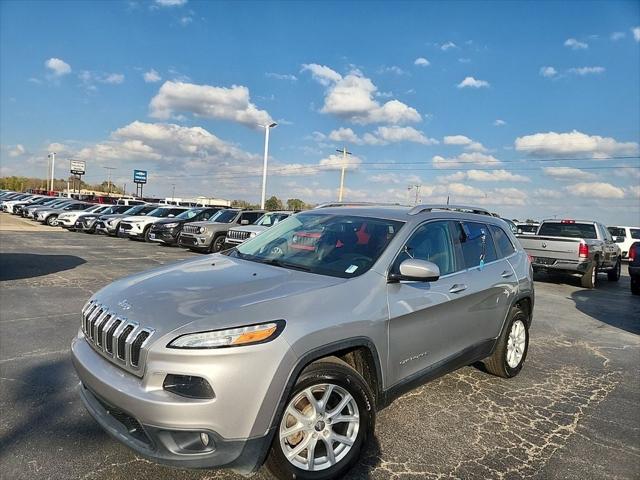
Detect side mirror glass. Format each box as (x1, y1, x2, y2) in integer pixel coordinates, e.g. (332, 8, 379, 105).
(389, 259, 440, 283)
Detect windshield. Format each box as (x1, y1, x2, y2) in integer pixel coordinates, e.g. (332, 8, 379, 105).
(147, 207, 185, 217)
(210, 209, 239, 223)
(176, 208, 203, 220)
(256, 212, 290, 226)
(538, 222, 597, 239)
(228, 213, 404, 279)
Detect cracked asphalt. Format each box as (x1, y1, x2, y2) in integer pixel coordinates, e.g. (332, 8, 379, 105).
(1, 214, 639, 479)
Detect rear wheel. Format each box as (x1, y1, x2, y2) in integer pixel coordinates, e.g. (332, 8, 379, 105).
(143, 225, 152, 242)
(483, 306, 529, 378)
(265, 359, 375, 480)
(46, 215, 57, 226)
(581, 261, 598, 289)
(607, 258, 621, 282)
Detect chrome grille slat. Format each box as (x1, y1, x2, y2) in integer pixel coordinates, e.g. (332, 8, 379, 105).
(80, 304, 154, 376)
(183, 224, 201, 234)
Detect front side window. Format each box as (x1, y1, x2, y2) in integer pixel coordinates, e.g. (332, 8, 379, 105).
(229, 213, 403, 278)
(459, 222, 498, 269)
(210, 209, 239, 223)
(489, 224, 516, 258)
(392, 221, 458, 276)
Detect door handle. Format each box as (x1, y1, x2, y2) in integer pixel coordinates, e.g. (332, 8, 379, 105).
(449, 284, 468, 294)
(501, 270, 514, 278)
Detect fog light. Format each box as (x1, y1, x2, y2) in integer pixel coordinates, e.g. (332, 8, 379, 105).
(163, 374, 215, 399)
(200, 432, 210, 447)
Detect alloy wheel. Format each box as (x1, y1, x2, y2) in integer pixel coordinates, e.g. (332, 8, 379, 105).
(506, 320, 526, 368)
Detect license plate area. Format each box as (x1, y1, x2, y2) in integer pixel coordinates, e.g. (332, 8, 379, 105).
(534, 257, 556, 266)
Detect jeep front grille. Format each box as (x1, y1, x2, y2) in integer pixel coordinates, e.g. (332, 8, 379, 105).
(81, 301, 154, 376)
(182, 224, 201, 234)
(227, 230, 251, 241)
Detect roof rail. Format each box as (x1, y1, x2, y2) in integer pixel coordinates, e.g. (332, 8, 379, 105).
(408, 204, 492, 216)
(314, 202, 403, 209)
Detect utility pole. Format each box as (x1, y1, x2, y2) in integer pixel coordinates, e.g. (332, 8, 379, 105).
(407, 184, 421, 205)
(48, 152, 56, 191)
(103, 166, 116, 195)
(171, 184, 176, 202)
(259, 122, 278, 209)
(336, 146, 352, 202)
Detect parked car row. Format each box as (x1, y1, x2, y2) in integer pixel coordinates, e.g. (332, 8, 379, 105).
(0, 190, 295, 255)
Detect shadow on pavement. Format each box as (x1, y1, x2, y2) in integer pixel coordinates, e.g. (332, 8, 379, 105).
(0, 253, 86, 281)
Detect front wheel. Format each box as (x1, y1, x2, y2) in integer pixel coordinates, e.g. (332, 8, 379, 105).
(483, 306, 529, 378)
(46, 215, 57, 226)
(265, 359, 375, 480)
(210, 234, 226, 253)
(607, 258, 621, 282)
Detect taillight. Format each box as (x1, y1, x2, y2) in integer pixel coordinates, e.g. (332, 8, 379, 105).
(579, 243, 589, 258)
(630, 244, 637, 262)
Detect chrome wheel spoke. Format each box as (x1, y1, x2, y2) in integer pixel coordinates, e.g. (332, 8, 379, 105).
(286, 435, 311, 459)
(327, 392, 352, 418)
(303, 388, 321, 415)
(280, 422, 305, 440)
(286, 405, 307, 424)
(319, 384, 334, 412)
(331, 433, 354, 446)
(332, 414, 358, 424)
(322, 437, 337, 466)
(306, 436, 318, 470)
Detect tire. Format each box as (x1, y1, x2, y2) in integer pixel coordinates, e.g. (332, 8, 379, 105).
(632, 277, 640, 296)
(46, 215, 57, 226)
(143, 225, 152, 242)
(483, 306, 529, 378)
(581, 261, 598, 289)
(113, 224, 121, 237)
(265, 359, 375, 480)
(210, 234, 226, 253)
(607, 258, 621, 282)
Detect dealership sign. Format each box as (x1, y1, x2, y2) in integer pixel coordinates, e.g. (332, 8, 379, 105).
(70, 160, 86, 175)
(133, 169, 148, 184)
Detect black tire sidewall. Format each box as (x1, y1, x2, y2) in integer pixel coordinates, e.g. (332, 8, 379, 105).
(212, 235, 225, 252)
(266, 362, 375, 480)
(502, 310, 530, 377)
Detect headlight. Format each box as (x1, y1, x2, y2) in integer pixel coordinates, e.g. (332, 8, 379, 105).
(199, 226, 206, 234)
(164, 222, 178, 228)
(249, 232, 257, 238)
(168, 321, 285, 349)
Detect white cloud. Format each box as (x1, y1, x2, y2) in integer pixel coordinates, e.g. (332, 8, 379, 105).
(149, 81, 272, 127)
(8, 144, 26, 157)
(564, 38, 588, 49)
(414, 57, 430, 67)
(540, 66, 558, 78)
(144, 69, 162, 83)
(441, 41, 457, 51)
(432, 152, 501, 169)
(634, 27, 640, 42)
(457, 76, 489, 88)
(266, 72, 297, 81)
(179, 15, 193, 26)
(566, 182, 625, 199)
(103, 73, 125, 84)
(610, 32, 626, 41)
(458, 58, 471, 63)
(301, 63, 342, 86)
(318, 153, 362, 170)
(155, 0, 187, 6)
(543, 167, 597, 180)
(533, 188, 563, 199)
(627, 185, 640, 199)
(443, 135, 487, 152)
(568, 66, 605, 76)
(378, 65, 406, 75)
(303, 64, 421, 125)
(515, 130, 639, 158)
(493, 119, 506, 127)
(328, 127, 361, 144)
(368, 172, 421, 185)
(45, 57, 71, 76)
(466, 169, 529, 182)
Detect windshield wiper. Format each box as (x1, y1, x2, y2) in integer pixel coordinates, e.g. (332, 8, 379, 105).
(259, 258, 311, 272)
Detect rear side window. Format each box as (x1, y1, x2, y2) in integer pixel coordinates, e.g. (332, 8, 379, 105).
(459, 222, 498, 269)
(608, 227, 626, 238)
(537, 222, 597, 239)
(631, 229, 640, 240)
(489, 225, 516, 258)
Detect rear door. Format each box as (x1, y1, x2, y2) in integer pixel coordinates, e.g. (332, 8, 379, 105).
(456, 221, 517, 344)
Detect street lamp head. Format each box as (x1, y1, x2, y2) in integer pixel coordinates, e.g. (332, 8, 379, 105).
(268, 122, 278, 128)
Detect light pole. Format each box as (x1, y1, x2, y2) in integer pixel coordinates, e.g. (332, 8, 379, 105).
(103, 166, 116, 195)
(336, 147, 352, 202)
(171, 184, 176, 202)
(48, 152, 56, 192)
(259, 122, 278, 209)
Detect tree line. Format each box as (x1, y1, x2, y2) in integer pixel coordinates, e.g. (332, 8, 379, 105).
(0, 176, 124, 194)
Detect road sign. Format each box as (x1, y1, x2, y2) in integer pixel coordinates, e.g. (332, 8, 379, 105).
(133, 169, 147, 184)
(70, 160, 86, 175)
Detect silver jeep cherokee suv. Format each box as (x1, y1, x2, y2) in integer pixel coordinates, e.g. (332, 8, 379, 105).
(71, 204, 534, 480)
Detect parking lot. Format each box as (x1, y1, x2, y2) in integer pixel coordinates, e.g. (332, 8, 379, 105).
(0, 213, 639, 480)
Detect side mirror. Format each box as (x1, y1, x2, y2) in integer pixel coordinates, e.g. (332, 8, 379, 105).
(388, 259, 440, 283)
(168, 214, 175, 218)
(240, 219, 250, 225)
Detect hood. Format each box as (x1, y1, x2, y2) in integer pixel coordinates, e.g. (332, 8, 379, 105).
(91, 254, 345, 339)
(231, 225, 268, 234)
(121, 215, 159, 223)
(99, 213, 130, 220)
(154, 217, 189, 226)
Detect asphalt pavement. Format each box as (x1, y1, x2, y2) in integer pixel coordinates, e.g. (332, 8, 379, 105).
(0, 215, 638, 479)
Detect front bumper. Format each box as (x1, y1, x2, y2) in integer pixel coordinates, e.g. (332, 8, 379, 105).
(57, 217, 77, 228)
(119, 223, 144, 238)
(178, 233, 211, 250)
(149, 229, 179, 245)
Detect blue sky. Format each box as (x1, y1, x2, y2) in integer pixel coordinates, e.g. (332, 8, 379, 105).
(1, 0, 639, 224)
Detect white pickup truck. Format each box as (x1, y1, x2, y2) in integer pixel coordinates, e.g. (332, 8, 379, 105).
(518, 219, 621, 288)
